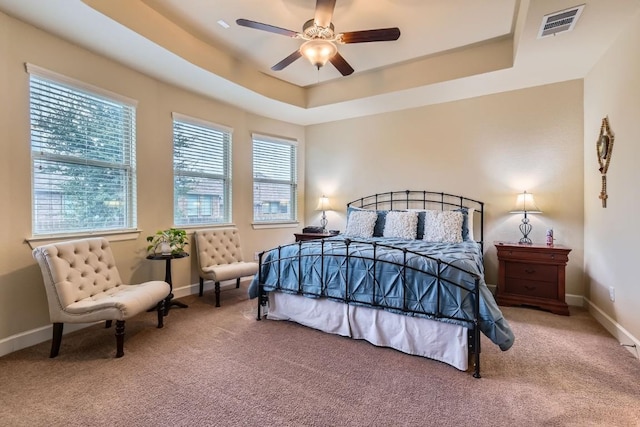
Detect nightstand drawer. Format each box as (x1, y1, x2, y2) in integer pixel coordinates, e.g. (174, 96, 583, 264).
(505, 262, 557, 282)
(505, 278, 557, 299)
(498, 249, 568, 263)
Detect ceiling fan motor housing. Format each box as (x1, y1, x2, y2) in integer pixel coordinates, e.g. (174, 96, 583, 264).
(303, 19, 335, 40)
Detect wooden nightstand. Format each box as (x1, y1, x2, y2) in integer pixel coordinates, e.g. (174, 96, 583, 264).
(294, 231, 339, 242)
(495, 242, 571, 316)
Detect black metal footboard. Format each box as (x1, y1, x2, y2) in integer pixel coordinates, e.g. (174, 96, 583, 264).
(256, 237, 483, 378)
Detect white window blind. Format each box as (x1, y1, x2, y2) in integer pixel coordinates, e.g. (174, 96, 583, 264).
(252, 134, 297, 223)
(29, 68, 137, 235)
(173, 113, 232, 226)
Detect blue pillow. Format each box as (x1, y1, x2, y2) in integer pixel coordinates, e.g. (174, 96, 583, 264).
(416, 211, 426, 240)
(455, 207, 472, 241)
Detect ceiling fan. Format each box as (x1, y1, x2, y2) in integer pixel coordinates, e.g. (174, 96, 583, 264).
(236, 0, 401, 76)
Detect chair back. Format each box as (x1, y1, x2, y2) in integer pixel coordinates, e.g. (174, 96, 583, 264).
(194, 228, 246, 274)
(33, 238, 123, 314)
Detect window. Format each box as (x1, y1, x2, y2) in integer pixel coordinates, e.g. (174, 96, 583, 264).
(28, 64, 137, 236)
(252, 134, 297, 223)
(173, 113, 231, 226)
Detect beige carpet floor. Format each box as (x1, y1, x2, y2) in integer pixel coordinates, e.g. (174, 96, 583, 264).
(1, 284, 639, 426)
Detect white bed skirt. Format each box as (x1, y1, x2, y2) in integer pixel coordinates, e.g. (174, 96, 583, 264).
(267, 292, 469, 371)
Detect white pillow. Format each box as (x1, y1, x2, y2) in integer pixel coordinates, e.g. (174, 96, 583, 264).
(409, 208, 474, 241)
(344, 210, 377, 238)
(423, 210, 464, 243)
(382, 211, 419, 240)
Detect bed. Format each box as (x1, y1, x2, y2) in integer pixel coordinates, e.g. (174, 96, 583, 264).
(249, 190, 514, 378)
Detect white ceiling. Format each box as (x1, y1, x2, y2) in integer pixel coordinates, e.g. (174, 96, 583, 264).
(1, 0, 639, 125)
(143, 0, 517, 87)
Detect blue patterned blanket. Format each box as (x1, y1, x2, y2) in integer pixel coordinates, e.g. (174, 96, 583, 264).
(249, 236, 514, 351)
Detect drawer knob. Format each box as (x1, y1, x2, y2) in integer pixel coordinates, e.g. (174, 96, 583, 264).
(550, 254, 555, 259)
(525, 269, 536, 274)
(525, 285, 536, 291)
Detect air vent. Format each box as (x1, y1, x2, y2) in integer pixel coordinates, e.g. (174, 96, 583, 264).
(538, 4, 585, 38)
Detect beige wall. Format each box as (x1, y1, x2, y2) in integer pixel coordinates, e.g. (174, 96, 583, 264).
(5, 6, 638, 354)
(0, 12, 304, 341)
(584, 10, 640, 344)
(305, 81, 585, 292)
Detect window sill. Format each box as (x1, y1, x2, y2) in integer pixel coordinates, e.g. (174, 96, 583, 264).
(252, 222, 299, 230)
(25, 229, 142, 250)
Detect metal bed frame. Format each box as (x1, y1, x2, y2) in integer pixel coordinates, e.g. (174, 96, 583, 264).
(256, 190, 486, 378)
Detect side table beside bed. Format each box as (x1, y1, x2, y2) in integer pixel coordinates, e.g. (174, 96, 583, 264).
(495, 242, 571, 316)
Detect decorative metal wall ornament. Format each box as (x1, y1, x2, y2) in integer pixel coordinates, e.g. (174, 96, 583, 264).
(597, 117, 614, 207)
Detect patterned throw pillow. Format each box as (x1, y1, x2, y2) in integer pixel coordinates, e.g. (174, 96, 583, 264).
(344, 210, 378, 238)
(422, 210, 464, 243)
(382, 211, 419, 240)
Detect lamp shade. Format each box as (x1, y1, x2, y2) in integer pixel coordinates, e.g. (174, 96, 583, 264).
(510, 191, 541, 214)
(315, 195, 332, 211)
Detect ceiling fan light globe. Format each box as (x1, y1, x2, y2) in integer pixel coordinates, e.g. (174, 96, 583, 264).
(300, 39, 337, 69)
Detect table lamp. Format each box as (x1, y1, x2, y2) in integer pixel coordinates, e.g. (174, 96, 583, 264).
(315, 195, 333, 234)
(510, 191, 541, 244)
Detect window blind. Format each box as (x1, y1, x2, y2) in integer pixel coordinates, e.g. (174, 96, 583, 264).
(252, 134, 297, 223)
(29, 71, 137, 235)
(173, 114, 232, 225)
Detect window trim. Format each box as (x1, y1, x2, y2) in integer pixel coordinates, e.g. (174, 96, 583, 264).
(27, 63, 138, 237)
(252, 133, 299, 226)
(26, 63, 138, 107)
(172, 112, 233, 227)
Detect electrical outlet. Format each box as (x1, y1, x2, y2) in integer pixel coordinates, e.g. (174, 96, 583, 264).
(608, 286, 615, 302)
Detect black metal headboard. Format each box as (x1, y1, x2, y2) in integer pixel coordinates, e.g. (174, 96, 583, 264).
(346, 190, 484, 250)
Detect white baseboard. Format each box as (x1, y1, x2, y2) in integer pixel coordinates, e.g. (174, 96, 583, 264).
(0, 322, 97, 358)
(173, 277, 248, 299)
(0, 278, 244, 358)
(565, 293, 585, 307)
(585, 297, 640, 360)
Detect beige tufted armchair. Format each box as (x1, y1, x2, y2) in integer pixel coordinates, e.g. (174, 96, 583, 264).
(194, 228, 258, 307)
(32, 237, 170, 358)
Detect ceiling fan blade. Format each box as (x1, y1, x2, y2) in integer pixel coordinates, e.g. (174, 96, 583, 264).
(329, 52, 354, 76)
(314, 0, 336, 28)
(271, 50, 302, 71)
(236, 18, 298, 37)
(340, 28, 401, 44)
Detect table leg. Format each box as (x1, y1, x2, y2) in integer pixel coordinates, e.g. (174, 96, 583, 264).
(164, 258, 188, 315)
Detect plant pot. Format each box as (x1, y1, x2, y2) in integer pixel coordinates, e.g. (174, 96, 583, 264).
(156, 242, 171, 256)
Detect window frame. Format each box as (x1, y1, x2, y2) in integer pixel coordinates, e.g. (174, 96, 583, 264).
(252, 133, 298, 226)
(172, 112, 232, 227)
(27, 63, 138, 238)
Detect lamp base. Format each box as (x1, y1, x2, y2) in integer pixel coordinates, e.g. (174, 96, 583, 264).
(519, 218, 533, 244)
(320, 212, 328, 234)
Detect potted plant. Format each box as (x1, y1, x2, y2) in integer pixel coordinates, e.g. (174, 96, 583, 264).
(146, 228, 189, 255)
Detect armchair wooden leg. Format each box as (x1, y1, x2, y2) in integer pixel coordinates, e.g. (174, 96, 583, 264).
(105, 320, 112, 328)
(236, 278, 240, 288)
(215, 281, 221, 307)
(156, 300, 164, 328)
(199, 277, 204, 297)
(115, 320, 125, 358)
(50, 323, 63, 358)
